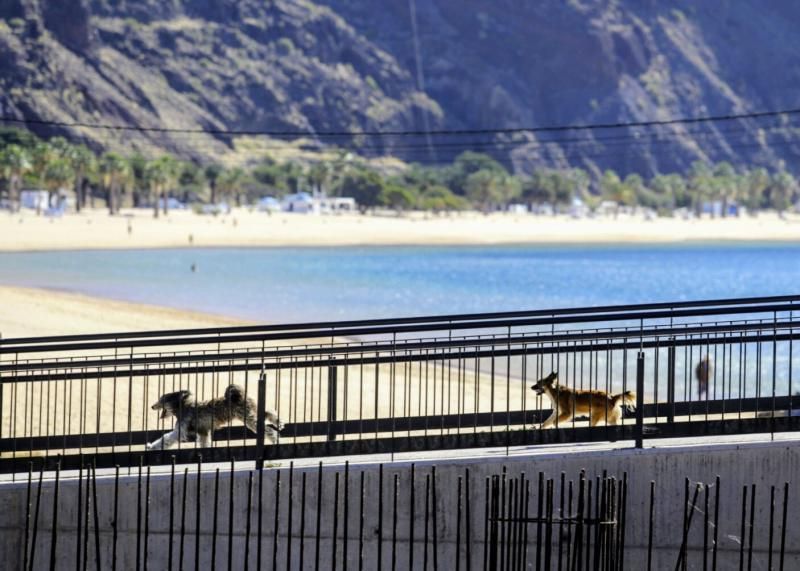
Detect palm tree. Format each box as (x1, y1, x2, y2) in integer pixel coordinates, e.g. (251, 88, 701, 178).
(217, 167, 248, 207)
(100, 152, 131, 215)
(42, 157, 74, 211)
(0, 144, 31, 212)
(688, 162, 714, 216)
(67, 145, 96, 212)
(308, 162, 330, 195)
(204, 163, 223, 204)
(145, 155, 180, 218)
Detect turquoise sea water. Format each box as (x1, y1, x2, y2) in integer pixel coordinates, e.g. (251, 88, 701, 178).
(0, 244, 799, 323)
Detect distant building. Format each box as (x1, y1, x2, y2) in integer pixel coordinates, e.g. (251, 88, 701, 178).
(282, 192, 317, 213)
(281, 192, 357, 214)
(256, 196, 281, 213)
(20, 189, 49, 211)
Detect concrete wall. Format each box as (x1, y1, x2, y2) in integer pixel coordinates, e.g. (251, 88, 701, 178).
(1, 439, 798, 569)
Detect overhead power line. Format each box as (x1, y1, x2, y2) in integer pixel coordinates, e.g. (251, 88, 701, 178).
(1, 107, 799, 138)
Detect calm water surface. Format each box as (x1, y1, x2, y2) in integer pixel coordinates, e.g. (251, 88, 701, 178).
(0, 244, 798, 322)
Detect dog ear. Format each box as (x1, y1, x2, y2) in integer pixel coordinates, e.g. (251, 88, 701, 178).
(179, 390, 193, 404)
(549, 371, 558, 380)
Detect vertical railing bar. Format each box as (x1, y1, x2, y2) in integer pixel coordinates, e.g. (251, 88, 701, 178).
(711, 475, 720, 571)
(635, 352, 645, 448)
(767, 485, 775, 571)
(227, 460, 235, 571)
(645, 479, 655, 571)
(48, 460, 61, 571)
(778, 481, 788, 571)
(255, 370, 267, 471)
(747, 483, 756, 571)
(391, 473, 399, 571)
(358, 471, 364, 571)
(314, 463, 322, 571)
(244, 470, 253, 571)
(272, 468, 281, 571)
(211, 468, 220, 571)
(298, 470, 307, 571)
(179, 467, 189, 571)
(285, 462, 294, 571)
(195, 455, 202, 571)
(333, 471, 340, 571)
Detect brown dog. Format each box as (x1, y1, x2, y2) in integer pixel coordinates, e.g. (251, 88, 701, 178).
(531, 371, 636, 428)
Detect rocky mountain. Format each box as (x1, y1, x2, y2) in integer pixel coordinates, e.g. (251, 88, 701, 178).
(2, 0, 800, 176)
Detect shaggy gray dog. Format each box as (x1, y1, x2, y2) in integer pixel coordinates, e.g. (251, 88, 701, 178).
(147, 384, 283, 450)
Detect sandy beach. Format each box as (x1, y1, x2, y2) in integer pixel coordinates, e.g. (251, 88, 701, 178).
(0, 284, 248, 338)
(1, 208, 799, 252)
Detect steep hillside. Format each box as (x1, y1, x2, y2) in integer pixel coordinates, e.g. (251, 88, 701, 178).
(319, 0, 800, 175)
(0, 0, 441, 161)
(2, 0, 800, 176)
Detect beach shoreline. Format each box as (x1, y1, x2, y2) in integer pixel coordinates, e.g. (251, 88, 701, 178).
(0, 208, 799, 252)
(0, 284, 251, 339)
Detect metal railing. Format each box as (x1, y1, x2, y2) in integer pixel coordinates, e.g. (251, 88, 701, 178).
(4, 460, 793, 570)
(1, 295, 799, 473)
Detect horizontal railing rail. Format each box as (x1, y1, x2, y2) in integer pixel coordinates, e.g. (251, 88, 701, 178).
(2, 317, 798, 374)
(3, 329, 798, 383)
(2, 395, 795, 455)
(3, 293, 798, 347)
(1, 296, 798, 355)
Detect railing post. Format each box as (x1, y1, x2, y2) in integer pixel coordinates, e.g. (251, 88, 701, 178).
(667, 342, 676, 424)
(327, 364, 338, 441)
(255, 370, 267, 470)
(636, 352, 645, 449)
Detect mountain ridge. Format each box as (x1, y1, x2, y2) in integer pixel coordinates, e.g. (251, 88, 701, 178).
(2, 0, 800, 176)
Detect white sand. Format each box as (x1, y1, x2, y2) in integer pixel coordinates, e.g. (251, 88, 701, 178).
(1, 208, 799, 252)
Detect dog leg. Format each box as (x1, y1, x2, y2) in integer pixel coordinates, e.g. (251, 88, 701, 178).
(540, 411, 558, 429)
(552, 411, 572, 428)
(265, 425, 280, 445)
(147, 428, 179, 450)
(198, 432, 212, 448)
(590, 411, 605, 427)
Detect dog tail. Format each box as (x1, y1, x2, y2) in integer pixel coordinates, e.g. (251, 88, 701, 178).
(613, 390, 636, 410)
(225, 383, 284, 433)
(223, 384, 246, 404)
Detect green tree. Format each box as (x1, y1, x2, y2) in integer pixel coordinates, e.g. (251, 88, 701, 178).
(379, 184, 417, 211)
(711, 162, 738, 217)
(464, 169, 520, 211)
(127, 153, 149, 208)
(418, 185, 468, 212)
(100, 152, 132, 215)
(308, 162, 330, 195)
(67, 145, 96, 212)
(42, 157, 74, 212)
(145, 155, 180, 218)
(768, 171, 797, 212)
(650, 173, 686, 210)
(217, 167, 248, 207)
(742, 168, 770, 212)
(445, 151, 507, 195)
(688, 162, 714, 215)
(0, 144, 31, 212)
(177, 161, 206, 202)
(204, 164, 224, 204)
(335, 168, 385, 211)
(600, 170, 633, 213)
